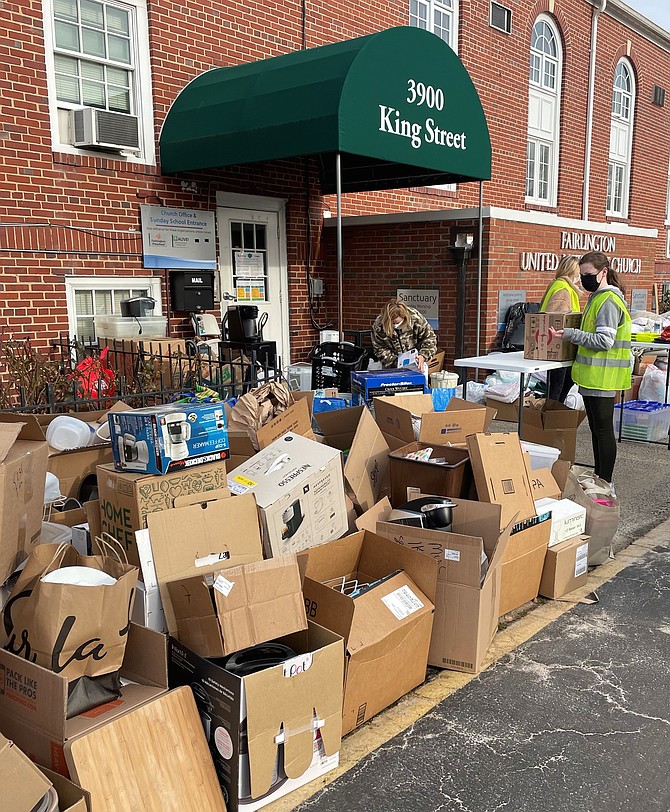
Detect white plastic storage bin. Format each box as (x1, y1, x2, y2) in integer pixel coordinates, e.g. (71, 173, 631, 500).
(94, 315, 167, 339)
(520, 440, 561, 470)
(286, 362, 313, 390)
(613, 400, 670, 442)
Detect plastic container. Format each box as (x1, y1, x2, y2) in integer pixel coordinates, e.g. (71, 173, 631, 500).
(309, 341, 368, 392)
(94, 314, 167, 338)
(45, 415, 96, 450)
(520, 440, 561, 470)
(286, 362, 313, 391)
(430, 371, 459, 389)
(613, 400, 670, 441)
(31, 787, 60, 812)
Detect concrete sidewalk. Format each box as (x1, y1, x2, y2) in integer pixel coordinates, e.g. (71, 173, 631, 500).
(295, 520, 670, 811)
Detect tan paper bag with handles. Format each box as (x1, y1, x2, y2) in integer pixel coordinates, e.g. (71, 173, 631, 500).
(2, 534, 138, 682)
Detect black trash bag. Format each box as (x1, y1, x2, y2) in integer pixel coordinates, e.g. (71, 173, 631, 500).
(66, 670, 122, 718)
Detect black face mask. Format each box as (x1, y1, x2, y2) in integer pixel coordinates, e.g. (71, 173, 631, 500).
(580, 272, 602, 292)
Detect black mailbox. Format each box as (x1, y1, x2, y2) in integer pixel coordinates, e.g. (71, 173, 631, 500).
(170, 270, 215, 312)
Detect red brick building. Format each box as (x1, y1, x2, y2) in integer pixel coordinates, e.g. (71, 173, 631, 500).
(2, 0, 669, 371)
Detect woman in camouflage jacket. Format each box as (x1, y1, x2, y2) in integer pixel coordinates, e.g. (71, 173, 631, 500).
(371, 300, 437, 368)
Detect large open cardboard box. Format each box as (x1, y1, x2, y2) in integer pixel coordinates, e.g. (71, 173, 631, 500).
(169, 577, 343, 812)
(96, 460, 229, 567)
(300, 529, 437, 734)
(374, 395, 496, 451)
(227, 433, 348, 558)
(314, 405, 390, 512)
(0, 420, 49, 584)
(467, 433, 551, 616)
(365, 496, 513, 674)
(0, 623, 168, 776)
(520, 399, 586, 464)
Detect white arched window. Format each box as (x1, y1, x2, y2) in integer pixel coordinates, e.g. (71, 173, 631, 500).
(526, 15, 562, 205)
(607, 59, 635, 217)
(409, 0, 459, 53)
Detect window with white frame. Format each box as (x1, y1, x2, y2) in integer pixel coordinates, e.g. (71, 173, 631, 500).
(526, 15, 562, 206)
(65, 276, 162, 339)
(42, 0, 155, 162)
(607, 59, 635, 217)
(409, 0, 458, 53)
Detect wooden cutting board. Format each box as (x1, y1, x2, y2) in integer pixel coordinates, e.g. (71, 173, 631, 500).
(65, 687, 226, 811)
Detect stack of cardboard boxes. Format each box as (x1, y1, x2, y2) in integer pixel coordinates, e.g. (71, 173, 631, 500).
(0, 380, 598, 810)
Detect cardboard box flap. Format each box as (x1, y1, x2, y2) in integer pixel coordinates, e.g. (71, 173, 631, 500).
(243, 631, 343, 800)
(172, 487, 231, 508)
(343, 407, 390, 511)
(314, 405, 364, 451)
(301, 578, 356, 644)
(0, 421, 25, 463)
(486, 514, 516, 578)
(0, 414, 46, 445)
(355, 496, 392, 533)
(212, 556, 308, 654)
(528, 467, 562, 500)
(120, 623, 169, 688)
(40, 767, 90, 812)
(0, 649, 68, 740)
(256, 397, 312, 449)
(347, 571, 433, 655)
(300, 532, 366, 585)
(418, 398, 496, 445)
(526, 399, 587, 429)
(1, 733, 53, 812)
(357, 530, 438, 604)
(146, 492, 264, 635)
(374, 394, 435, 443)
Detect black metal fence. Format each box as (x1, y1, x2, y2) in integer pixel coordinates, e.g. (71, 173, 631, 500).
(0, 335, 283, 414)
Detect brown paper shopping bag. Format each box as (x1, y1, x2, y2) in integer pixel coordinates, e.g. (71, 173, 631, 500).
(2, 535, 138, 682)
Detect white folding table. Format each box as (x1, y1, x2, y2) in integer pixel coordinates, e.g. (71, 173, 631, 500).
(453, 351, 573, 432)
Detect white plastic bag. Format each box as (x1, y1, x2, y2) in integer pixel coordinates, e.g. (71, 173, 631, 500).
(638, 365, 669, 404)
(484, 379, 520, 404)
(455, 381, 488, 403)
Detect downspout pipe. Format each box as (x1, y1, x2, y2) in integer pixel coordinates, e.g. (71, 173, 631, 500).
(583, 0, 608, 222)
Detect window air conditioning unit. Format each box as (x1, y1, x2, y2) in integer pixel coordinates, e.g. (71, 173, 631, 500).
(71, 107, 141, 152)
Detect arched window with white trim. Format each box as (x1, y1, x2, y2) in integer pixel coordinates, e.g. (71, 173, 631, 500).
(526, 15, 562, 206)
(607, 59, 635, 217)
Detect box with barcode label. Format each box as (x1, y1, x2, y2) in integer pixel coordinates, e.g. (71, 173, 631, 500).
(539, 534, 590, 599)
(301, 529, 437, 735)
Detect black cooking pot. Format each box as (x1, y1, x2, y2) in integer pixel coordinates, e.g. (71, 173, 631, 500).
(388, 496, 457, 532)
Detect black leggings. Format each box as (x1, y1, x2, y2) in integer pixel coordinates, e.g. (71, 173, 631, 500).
(583, 395, 617, 482)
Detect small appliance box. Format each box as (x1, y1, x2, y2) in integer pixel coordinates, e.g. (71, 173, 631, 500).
(108, 402, 230, 475)
(350, 368, 426, 406)
(97, 460, 229, 568)
(227, 433, 348, 558)
(539, 534, 590, 599)
(534, 497, 587, 547)
(524, 313, 582, 361)
(300, 530, 437, 735)
(168, 621, 343, 812)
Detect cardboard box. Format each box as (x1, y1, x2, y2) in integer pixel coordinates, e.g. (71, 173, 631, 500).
(534, 497, 587, 547)
(314, 405, 390, 512)
(168, 556, 307, 659)
(168, 623, 343, 812)
(300, 529, 437, 734)
(0, 623, 169, 777)
(485, 397, 520, 423)
(145, 491, 264, 647)
(227, 433, 348, 558)
(1, 732, 53, 812)
(97, 460, 229, 567)
(520, 399, 587, 464)
(375, 395, 496, 451)
(539, 534, 590, 599)
(388, 442, 473, 506)
(0, 420, 49, 584)
(224, 393, 315, 454)
(467, 433, 551, 615)
(427, 350, 446, 375)
(616, 374, 643, 404)
(40, 767, 90, 812)
(371, 497, 512, 674)
(108, 402, 229, 474)
(350, 368, 426, 406)
(524, 313, 582, 361)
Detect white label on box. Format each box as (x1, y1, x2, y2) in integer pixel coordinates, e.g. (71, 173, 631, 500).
(195, 551, 230, 568)
(228, 480, 249, 495)
(381, 585, 424, 620)
(444, 549, 461, 562)
(283, 652, 313, 677)
(575, 543, 589, 578)
(213, 575, 235, 596)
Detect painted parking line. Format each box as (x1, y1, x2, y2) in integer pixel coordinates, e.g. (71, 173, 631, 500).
(268, 519, 670, 811)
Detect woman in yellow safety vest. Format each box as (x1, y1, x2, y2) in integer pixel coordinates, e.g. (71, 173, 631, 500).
(549, 251, 632, 495)
(539, 255, 581, 403)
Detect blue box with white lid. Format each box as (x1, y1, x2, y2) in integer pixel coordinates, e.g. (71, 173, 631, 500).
(350, 368, 426, 406)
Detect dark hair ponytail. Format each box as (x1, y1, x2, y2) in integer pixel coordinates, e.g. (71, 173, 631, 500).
(606, 267, 626, 296)
(579, 251, 626, 295)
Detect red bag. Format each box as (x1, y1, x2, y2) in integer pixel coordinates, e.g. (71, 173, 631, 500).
(74, 346, 116, 399)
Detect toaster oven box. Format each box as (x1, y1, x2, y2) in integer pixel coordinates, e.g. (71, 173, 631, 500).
(108, 402, 229, 475)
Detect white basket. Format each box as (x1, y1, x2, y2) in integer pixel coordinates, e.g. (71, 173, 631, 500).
(94, 315, 167, 338)
(431, 371, 459, 389)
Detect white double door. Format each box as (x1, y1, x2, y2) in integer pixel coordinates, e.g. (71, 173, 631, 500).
(217, 199, 289, 365)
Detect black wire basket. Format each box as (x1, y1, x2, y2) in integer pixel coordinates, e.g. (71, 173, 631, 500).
(308, 341, 368, 392)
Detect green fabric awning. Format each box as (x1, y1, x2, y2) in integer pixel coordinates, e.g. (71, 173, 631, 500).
(160, 26, 491, 192)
